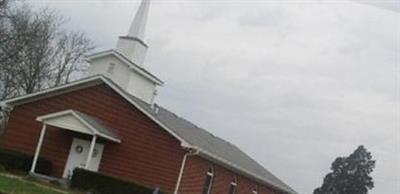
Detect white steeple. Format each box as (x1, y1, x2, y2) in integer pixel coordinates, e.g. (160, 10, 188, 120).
(87, 0, 163, 104)
(116, 0, 151, 66)
(127, 0, 150, 40)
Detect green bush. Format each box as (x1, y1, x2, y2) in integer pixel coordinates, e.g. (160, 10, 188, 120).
(0, 149, 52, 175)
(71, 168, 162, 194)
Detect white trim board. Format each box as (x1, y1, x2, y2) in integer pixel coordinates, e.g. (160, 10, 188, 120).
(37, 109, 121, 143)
(86, 50, 164, 86)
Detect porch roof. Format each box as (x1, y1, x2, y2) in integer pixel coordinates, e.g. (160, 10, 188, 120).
(36, 109, 121, 143)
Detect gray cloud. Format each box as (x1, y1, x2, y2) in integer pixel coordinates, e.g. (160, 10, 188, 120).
(352, 0, 400, 12)
(27, 0, 400, 193)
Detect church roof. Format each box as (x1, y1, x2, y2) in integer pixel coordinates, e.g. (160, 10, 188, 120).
(127, 97, 297, 194)
(2, 75, 297, 194)
(115, 81, 297, 194)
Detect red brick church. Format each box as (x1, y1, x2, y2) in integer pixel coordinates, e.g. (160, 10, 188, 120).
(0, 1, 296, 194)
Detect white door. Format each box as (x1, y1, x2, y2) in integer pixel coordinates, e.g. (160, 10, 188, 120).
(63, 138, 104, 178)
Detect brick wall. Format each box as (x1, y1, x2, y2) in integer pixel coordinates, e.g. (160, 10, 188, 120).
(0, 84, 184, 193)
(179, 155, 281, 194)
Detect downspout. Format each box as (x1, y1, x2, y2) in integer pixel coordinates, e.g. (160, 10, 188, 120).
(173, 148, 198, 194)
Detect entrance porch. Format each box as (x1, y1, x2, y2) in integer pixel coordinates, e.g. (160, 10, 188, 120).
(30, 109, 121, 179)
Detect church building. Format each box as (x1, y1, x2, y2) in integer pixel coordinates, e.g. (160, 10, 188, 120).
(0, 1, 297, 194)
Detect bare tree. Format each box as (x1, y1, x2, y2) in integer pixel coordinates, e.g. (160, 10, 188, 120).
(0, 0, 9, 18)
(0, 3, 94, 100)
(0, 0, 12, 44)
(51, 31, 93, 87)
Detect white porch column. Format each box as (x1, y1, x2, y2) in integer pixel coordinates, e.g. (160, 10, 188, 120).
(85, 135, 97, 169)
(30, 124, 47, 173)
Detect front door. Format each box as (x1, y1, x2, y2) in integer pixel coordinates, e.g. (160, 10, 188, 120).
(63, 138, 104, 178)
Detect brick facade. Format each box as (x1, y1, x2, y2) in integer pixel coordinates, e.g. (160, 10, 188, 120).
(179, 156, 279, 194)
(0, 83, 284, 194)
(0, 84, 184, 193)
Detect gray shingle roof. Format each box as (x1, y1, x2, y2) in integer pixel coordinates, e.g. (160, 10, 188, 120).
(121, 90, 297, 194)
(72, 110, 120, 141)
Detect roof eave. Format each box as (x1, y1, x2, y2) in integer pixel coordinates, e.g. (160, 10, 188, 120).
(2, 76, 105, 106)
(86, 50, 164, 86)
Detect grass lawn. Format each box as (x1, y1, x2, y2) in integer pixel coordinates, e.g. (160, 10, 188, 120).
(0, 174, 68, 194)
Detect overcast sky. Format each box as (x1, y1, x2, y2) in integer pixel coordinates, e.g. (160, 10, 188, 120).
(29, 0, 399, 193)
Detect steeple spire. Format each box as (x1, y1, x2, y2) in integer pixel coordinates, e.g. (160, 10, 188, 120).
(127, 0, 150, 40)
(116, 0, 151, 66)
(87, 0, 162, 104)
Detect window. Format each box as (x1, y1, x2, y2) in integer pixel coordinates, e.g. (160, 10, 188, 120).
(202, 167, 214, 194)
(228, 177, 237, 194)
(107, 63, 116, 74)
